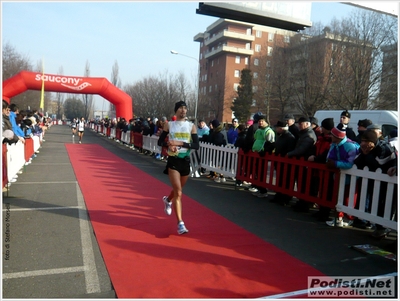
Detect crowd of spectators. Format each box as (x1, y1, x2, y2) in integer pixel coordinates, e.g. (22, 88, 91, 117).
(88, 109, 397, 240)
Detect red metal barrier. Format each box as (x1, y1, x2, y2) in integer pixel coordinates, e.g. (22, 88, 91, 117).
(236, 150, 341, 209)
(2, 144, 8, 188)
(106, 127, 111, 137)
(132, 133, 143, 149)
(24, 138, 34, 162)
(116, 129, 122, 141)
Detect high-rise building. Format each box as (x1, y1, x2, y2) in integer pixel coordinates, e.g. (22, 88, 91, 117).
(194, 19, 297, 123)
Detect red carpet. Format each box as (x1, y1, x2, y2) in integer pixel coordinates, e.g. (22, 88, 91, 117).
(66, 144, 325, 298)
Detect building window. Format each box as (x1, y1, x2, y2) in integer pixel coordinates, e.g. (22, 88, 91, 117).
(246, 43, 251, 50)
(251, 99, 256, 107)
(245, 57, 249, 65)
(332, 43, 337, 51)
(234, 70, 240, 78)
(256, 30, 262, 38)
(266, 60, 271, 67)
(209, 85, 212, 92)
(254, 58, 259, 66)
(235, 56, 240, 64)
(205, 74, 207, 81)
(284, 35, 290, 43)
(252, 86, 258, 92)
(253, 72, 258, 79)
(268, 33, 274, 41)
(255, 44, 261, 52)
(246, 28, 252, 35)
(233, 83, 239, 91)
(267, 46, 273, 56)
(215, 84, 218, 90)
(211, 60, 214, 67)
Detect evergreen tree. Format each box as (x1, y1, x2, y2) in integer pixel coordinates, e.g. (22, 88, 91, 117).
(231, 69, 253, 123)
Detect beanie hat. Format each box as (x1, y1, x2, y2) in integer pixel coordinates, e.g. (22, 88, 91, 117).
(309, 117, 318, 126)
(321, 118, 334, 131)
(297, 116, 309, 124)
(275, 121, 288, 130)
(341, 110, 351, 118)
(331, 127, 346, 139)
(253, 112, 263, 123)
(367, 124, 382, 130)
(362, 129, 379, 145)
(284, 114, 295, 120)
(211, 119, 220, 128)
(174, 101, 187, 113)
(357, 119, 372, 128)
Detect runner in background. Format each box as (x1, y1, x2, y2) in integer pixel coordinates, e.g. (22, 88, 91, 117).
(77, 117, 85, 144)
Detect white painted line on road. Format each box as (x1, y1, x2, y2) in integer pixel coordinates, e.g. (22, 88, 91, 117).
(76, 183, 101, 294)
(2, 206, 82, 212)
(3, 266, 84, 279)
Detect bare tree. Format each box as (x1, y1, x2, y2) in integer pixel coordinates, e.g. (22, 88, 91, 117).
(82, 60, 94, 119)
(324, 10, 397, 110)
(109, 60, 122, 117)
(2, 42, 41, 110)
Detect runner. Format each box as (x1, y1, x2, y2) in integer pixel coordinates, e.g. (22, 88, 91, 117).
(157, 101, 199, 234)
(71, 117, 77, 137)
(77, 117, 85, 144)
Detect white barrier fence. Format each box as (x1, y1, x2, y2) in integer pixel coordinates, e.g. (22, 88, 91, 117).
(53, 125, 400, 231)
(5, 134, 42, 185)
(336, 166, 397, 231)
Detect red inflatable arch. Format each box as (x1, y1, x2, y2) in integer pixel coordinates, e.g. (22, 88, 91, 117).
(2, 70, 133, 120)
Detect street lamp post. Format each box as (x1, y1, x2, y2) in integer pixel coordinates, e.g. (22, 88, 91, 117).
(170, 50, 200, 123)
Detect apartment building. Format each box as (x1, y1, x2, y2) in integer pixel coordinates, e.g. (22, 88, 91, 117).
(194, 19, 296, 123)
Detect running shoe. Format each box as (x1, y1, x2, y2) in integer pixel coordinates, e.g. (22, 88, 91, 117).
(177, 221, 189, 235)
(162, 196, 172, 215)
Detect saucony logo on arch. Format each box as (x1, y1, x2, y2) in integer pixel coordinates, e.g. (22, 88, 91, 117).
(35, 74, 92, 91)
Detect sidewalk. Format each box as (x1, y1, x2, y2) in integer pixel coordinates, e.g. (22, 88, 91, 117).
(2, 125, 397, 298)
(2, 126, 114, 298)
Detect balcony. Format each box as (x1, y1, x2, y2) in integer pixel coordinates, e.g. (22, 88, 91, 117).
(204, 30, 255, 46)
(204, 45, 254, 59)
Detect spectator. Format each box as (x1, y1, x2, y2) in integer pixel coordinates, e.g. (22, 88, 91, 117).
(269, 120, 296, 205)
(308, 118, 334, 221)
(197, 119, 210, 140)
(337, 110, 357, 141)
(310, 116, 321, 138)
(249, 115, 275, 197)
(246, 120, 253, 129)
(8, 103, 25, 144)
(355, 119, 372, 144)
(208, 119, 227, 183)
(2, 100, 19, 144)
(366, 123, 384, 141)
(284, 113, 299, 143)
(353, 129, 397, 238)
(227, 118, 239, 145)
(287, 116, 317, 212)
(234, 124, 247, 187)
(243, 112, 262, 153)
(388, 129, 398, 152)
(325, 127, 360, 227)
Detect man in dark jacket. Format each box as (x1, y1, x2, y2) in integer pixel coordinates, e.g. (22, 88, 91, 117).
(337, 110, 357, 141)
(287, 117, 317, 212)
(270, 120, 296, 205)
(285, 113, 299, 143)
